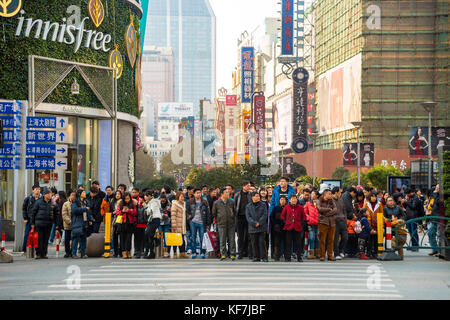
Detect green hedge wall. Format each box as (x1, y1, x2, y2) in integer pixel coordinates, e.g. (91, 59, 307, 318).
(0, 0, 140, 116)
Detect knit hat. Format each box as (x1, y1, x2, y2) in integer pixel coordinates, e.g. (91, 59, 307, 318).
(42, 187, 51, 195)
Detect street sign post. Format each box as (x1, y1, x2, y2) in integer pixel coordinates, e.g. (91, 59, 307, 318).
(26, 158, 56, 170)
(26, 116, 68, 129)
(0, 157, 20, 169)
(0, 143, 20, 156)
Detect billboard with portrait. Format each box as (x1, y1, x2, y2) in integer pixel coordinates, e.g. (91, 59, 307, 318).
(317, 53, 361, 134)
(343, 143, 358, 166)
(409, 126, 429, 157)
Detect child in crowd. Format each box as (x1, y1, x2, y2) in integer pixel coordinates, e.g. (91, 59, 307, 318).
(358, 208, 371, 260)
(346, 214, 358, 257)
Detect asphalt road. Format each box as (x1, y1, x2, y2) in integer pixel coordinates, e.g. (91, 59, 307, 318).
(1, 246, 448, 300)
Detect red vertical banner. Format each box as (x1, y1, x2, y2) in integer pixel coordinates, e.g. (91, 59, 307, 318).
(215, 98, 226, 155)
(254, 95, 266, 157)
(226, 95, 237, 106)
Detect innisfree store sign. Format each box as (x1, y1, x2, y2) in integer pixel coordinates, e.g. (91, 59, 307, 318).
(14, 10, 112, 53)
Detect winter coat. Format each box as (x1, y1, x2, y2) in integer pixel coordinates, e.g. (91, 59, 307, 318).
(171, 200, 186, 234)
(304, 201, 319, 226)
(22, 194, 41, 221)
(404, 195, 420, 220)
(147, 198, 162, 221)
(270, 205, 285, 232)
(212, 198, 235, 229)
(269, 185, 296, 216)
(363, 201, 384, 230)
(62, 199, 73, 230)
(341, 191, 355, 220)
(86, 193, 103, 223)
(186, 198, 212, 226)
(383, 205, 404, 221)
(317, 197, 337, 227)
(281, 204, 306, 232)
(333, 196, 346, 223)
(359, 216, 371, 238)
(234, 191, 252, 216)
(116, 199, 138, 225)
(71, 198, 94, 237)
(245, 201, 268, 234)
(31, 197, 55, 227)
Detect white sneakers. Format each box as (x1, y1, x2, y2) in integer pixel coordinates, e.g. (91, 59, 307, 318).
(340, 253, 345, 258)
(335, 256, 342, 260)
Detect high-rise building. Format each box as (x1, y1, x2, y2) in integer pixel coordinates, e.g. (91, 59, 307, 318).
(144, 0, 216, 117)
(141, 46, 176, 138)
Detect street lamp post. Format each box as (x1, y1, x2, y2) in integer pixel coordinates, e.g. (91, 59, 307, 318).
(309, 132, 319, 184)
(351, 121, 363, 186)
(421, 102, 437, 190)
(279, 142, 287, 176)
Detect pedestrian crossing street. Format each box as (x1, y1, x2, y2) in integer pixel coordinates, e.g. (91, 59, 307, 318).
(30, 259, 403, 299)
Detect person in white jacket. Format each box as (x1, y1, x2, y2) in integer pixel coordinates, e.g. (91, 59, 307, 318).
(143, 191, 162, 259)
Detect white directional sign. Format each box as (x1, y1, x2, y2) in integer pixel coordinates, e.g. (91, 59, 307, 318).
(56, 117, 68, 129)
(55, 144, 68, 157)
(56, 130, 68, 143)
(55, 157, 68, 171)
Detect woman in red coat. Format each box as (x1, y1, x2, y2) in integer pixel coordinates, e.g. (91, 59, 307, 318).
(116, 192, 138, 259)
(281, 194, 307, 262)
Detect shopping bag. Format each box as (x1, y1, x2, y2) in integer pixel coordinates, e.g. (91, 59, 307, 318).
(165, 232, 182, 246)
(202, 233, 214, 252)
(207, 231, 218, 251)
(115, 215, 123, 224)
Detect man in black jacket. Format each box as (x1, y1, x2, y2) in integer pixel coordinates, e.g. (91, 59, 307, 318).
(341, 187, 357, 219)
(31, 188, 55, 259)
(234, 181, 252, 259)
(21, 184, 41, 253)
(87, 186, 103, 234)
(405, 188, 420, 251)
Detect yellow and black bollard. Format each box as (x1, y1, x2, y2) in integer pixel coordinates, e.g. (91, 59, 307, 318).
(377, 212, 384, 256)
(104, 212, 112, 258)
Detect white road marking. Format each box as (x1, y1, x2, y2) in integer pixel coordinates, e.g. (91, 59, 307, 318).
(48, 282, 396, 288)
(60, 277, 394, 282)
(198, 292, 403, 298)
(84, 272, 390, 277)
(31, 288, 400, 294)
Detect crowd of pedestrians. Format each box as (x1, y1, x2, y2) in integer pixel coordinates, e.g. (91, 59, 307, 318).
(21, 177, 443, 261)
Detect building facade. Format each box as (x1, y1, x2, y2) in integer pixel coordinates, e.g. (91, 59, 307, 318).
(0, 0, 143, 245)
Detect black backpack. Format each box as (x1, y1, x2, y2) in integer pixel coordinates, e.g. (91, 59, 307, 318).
(137, 205, 147, 225)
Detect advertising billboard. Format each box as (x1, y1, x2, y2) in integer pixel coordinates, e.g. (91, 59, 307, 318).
(343, 143, 358, 166)
(281, 0, 294, 55)
(241, 47, 254, 103)
(273, 95, 292, 152)
(317, 53, 362, 134)
(409, 126, 429, 157)
(360, 143, 374, 167)
(158, 103, 194, 118)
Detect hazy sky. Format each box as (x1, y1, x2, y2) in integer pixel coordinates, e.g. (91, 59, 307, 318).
(209, 0, 279, 92)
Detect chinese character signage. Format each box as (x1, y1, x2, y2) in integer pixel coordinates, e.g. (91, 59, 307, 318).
(215, 98, 226, 155)
(360, 143, 374, 167)
(243, 110, 251, 158)
(307, 83, 315, 135)
(281, 0, 294, 55)
(26, 158, 56, 170)
(226, 95, 237, 106)
(292, 81, 308, 141)
(0, 115, 21, 128)
(241, 47, 254, 103)
(0, 101, 21, 114)
(254, 95, 266, 156)
(0, 157, 20, 170)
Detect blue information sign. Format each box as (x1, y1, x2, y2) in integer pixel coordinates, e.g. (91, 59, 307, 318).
(26, 158, 56, 170)
(26, 116, 57, 129)
(241, 47, 255, 103)
(0, 157, 20, 169)
(3, 129, 21, 142)
(0, 115, 21, 128)
(0, 143, 20, 156)
(0, 101, 21, 115)
(26, 130, 57, 142)
(282, 0, 294, 55)
(26, 144, 57, 157)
